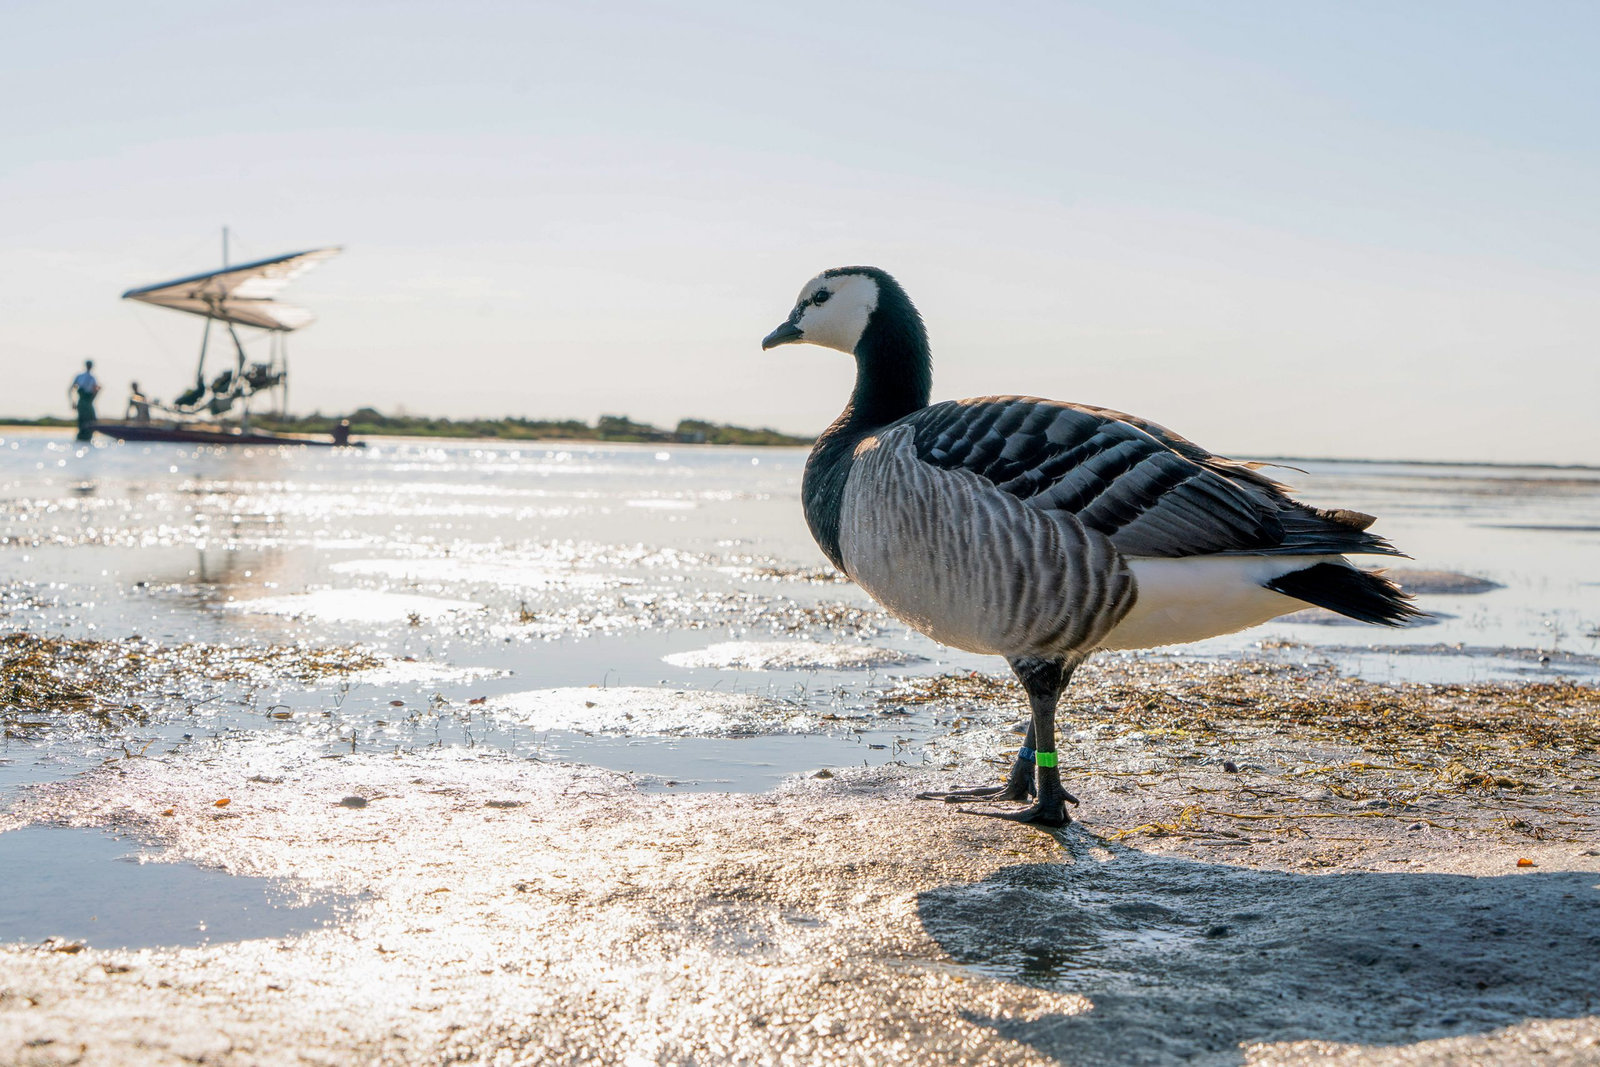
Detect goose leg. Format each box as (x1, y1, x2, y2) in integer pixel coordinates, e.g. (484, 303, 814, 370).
(916, 721, 1037, 803)
(961, 656, 1079, 828)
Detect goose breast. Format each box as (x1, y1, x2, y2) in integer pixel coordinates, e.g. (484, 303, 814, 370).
(837, 424, 1136, 657)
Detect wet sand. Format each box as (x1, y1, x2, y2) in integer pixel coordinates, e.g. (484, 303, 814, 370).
(3, 660, 1597, 1066)
(4, 438, 1599, 1063)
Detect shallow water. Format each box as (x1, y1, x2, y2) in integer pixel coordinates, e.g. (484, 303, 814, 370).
(0, 825, 348, 949)
(1, 431, 1597, 945)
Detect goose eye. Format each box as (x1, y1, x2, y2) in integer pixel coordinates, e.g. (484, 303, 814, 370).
(812, 290, 831, 305)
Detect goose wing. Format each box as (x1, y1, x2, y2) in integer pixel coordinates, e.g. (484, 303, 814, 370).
(906, 397, 1401, 559)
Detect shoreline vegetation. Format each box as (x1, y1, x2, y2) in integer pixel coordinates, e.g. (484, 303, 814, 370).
(0, 408, 813, 446)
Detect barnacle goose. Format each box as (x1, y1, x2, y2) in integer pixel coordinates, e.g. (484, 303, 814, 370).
(763, 266, 1419, 828)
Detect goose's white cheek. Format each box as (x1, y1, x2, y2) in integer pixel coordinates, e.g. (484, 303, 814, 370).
(800, 300, 873, 355)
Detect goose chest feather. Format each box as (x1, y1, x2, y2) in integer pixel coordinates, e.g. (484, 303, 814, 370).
(763, 266, 1417, 828)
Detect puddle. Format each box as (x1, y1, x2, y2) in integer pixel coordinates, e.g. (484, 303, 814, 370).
(0, 825, 351, 949)
(531, 729, 919, 791)
(225, 589, 485, 623)
(329, 557, 617, 590)
(663, 640, 921, 671)
(490, 686, 817, 737)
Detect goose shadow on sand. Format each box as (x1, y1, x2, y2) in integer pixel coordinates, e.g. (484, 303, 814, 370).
(917, 837, 1600, 1065)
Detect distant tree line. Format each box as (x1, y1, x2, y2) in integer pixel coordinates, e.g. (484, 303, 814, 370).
(255, 409, 813, 445)
(0, 407, 813, 445)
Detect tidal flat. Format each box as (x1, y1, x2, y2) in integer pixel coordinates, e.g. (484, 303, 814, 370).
(2, 433, 1598, 1065)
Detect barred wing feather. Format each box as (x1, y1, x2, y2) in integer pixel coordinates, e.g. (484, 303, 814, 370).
(908, 397, 1401, 560)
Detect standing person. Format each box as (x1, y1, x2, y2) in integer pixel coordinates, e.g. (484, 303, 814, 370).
(126, 381, 152, 423)
(68, 360, 100, 442)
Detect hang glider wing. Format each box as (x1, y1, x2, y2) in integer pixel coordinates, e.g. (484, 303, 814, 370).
(122, 247, 342, 331)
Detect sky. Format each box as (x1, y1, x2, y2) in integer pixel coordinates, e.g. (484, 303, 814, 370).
(3, 0, 1597, 463)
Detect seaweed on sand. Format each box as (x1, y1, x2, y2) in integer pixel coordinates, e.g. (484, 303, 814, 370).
(886, 659, 1599, 761)
(1, 632, 382, 735)
(884, 659, 1600, 840)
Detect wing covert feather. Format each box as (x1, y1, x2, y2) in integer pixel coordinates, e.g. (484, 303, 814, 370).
(907, 397, 1400, 559)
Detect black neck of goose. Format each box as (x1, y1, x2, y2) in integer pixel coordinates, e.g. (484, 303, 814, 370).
(802, 272, 931, 573)
(843, 302, 932, 430)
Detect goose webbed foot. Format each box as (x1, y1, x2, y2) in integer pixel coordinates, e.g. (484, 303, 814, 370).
(958, 802, 1073, 829)
(959, 780, 1079, 829)
(917, 749, 1037, 804)
(917, 781, 1034, 804)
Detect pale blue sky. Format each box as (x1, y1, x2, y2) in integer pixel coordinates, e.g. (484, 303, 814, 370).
(4, 1, 1597, 462)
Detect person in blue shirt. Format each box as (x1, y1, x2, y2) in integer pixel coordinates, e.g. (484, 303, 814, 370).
(68, 360, 100, 441)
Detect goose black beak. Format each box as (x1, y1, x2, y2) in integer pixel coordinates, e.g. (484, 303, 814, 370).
(761, 321, 803, 349)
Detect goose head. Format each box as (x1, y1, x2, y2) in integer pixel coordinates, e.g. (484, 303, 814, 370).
(762, 265, 932, 423)
(761, 267, 890, 355)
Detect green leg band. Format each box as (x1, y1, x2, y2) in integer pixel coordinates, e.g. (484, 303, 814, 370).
(1034, 750, 1058, 768)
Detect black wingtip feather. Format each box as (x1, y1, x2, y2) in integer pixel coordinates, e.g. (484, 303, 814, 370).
(1266, 563, 1425, 627)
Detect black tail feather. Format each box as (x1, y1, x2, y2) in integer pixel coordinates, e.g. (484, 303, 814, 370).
(1266, 562, 1424, 627)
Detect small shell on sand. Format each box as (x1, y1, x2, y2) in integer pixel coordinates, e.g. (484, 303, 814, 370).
(663, 641, 921, 672)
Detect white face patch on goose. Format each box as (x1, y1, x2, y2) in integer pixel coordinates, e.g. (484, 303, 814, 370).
(788, 271, 880, 355)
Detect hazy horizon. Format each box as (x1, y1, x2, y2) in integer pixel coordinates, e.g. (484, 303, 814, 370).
(5, 1, 1597, 465)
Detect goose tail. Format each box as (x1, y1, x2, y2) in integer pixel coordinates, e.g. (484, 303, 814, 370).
(1265, 562, 1423, 627)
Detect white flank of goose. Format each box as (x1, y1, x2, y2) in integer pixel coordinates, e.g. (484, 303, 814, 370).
(762, 266, 1420, 829)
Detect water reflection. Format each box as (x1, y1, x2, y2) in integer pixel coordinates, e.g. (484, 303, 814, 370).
(0, 825, 351, 949)
(1, 433, 1597, 802)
